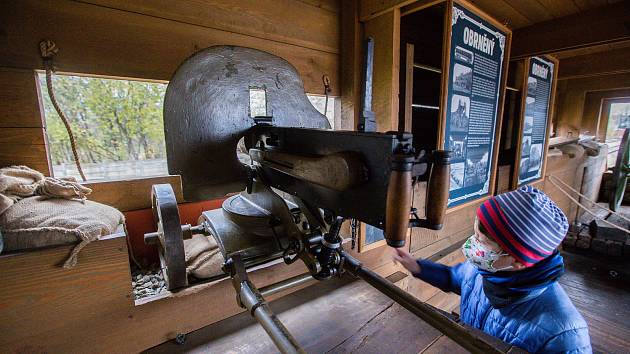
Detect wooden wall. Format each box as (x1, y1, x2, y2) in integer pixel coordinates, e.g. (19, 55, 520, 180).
(0, 68, 50, 174)
(553, 45, 630, 138)
(364, 9, 401, 132)
(0, 0, 340, 175)
(554, 73, 630, 138)
(581, 89, 630, 141)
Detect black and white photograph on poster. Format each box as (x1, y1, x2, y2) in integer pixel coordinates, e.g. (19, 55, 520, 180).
(521, 135, 531, 156)
(464, 146, 489, 187)
(450, 95, 470, 133)
(450, 162, 465, 191)
(528, 143, 543, 172)
(454, 46, 474, 65)
(520, 158, 530, 175)
(449, 134, 467, 159)
(523, 116, 534, 134)
(453, 63, 473, 94)
(526, 96, 535, 113)
(527, 77, 537, 96)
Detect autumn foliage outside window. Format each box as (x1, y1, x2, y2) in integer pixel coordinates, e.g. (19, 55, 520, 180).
(39, 74, 168, 181)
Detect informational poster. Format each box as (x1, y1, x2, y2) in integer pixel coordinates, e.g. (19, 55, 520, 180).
(518, 56, 554, 185)
(445, 4, 507, 207)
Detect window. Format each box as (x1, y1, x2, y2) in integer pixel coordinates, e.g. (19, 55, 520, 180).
(249, 87, 267, 117)
(39, 74, 168, 181)
(307, 94, 336, 129)
(604, 99, 630, 167)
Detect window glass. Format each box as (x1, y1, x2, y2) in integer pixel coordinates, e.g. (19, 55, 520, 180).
(606, 101, 630, 167)
(39, 74, 168, 181)
(307, 94, 335, 129)
(249, 88, 267, 117)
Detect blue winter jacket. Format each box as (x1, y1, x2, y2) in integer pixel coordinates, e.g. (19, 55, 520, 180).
(415, 260, 592, 353)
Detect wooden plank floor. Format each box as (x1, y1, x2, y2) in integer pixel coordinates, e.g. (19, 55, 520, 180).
(145, 276, 474, 353)
(559, 250, 630, 354)
(147, 250, 630, 354)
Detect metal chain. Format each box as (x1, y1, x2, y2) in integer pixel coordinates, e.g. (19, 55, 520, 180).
(350, 218, 359, 249)
(40, 40, 87, 181)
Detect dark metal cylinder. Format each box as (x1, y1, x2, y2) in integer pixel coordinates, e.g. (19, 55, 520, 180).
(240, 282, 305, 354)
(342, 253, 504, 354)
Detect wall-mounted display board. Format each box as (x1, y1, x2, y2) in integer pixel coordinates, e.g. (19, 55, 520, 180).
(514, 56, 558, 187)
(443, 2, 510, 207)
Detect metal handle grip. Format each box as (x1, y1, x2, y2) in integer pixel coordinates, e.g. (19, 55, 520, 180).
(425, 150, 451, 230)
(385, 155, 414, 247)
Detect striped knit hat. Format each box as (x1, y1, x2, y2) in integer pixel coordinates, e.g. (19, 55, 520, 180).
(476, 186, 568, 267)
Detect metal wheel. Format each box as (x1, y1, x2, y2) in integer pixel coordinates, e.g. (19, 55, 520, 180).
(610, 128, 630, 211)
(151, 184, 188, 290)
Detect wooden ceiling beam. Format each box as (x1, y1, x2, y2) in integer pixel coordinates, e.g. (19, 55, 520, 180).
(558, 45, 630, 80)
(511, 1, 630, 59)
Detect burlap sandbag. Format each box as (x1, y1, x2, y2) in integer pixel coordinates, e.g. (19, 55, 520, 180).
(0, 196, 124, 268)
(183, 234, 224, 279)
(0, 165, 92, 215)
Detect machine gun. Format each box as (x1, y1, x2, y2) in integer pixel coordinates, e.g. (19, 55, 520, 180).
(144, 45, 505, 353)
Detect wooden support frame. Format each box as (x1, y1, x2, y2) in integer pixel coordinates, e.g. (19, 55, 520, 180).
(511, 55, 559, 189)
(402, 43, 415, 132)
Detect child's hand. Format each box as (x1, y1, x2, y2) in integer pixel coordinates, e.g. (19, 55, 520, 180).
(391, 248, 421, 274)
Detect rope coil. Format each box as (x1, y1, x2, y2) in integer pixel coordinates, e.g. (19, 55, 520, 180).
(39, 40, 87, 181)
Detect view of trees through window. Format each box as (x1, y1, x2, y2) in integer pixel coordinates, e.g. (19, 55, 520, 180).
(39, 74, 168, 180)
(605, 100, 630, 167)
(40, 74, 336, 181)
